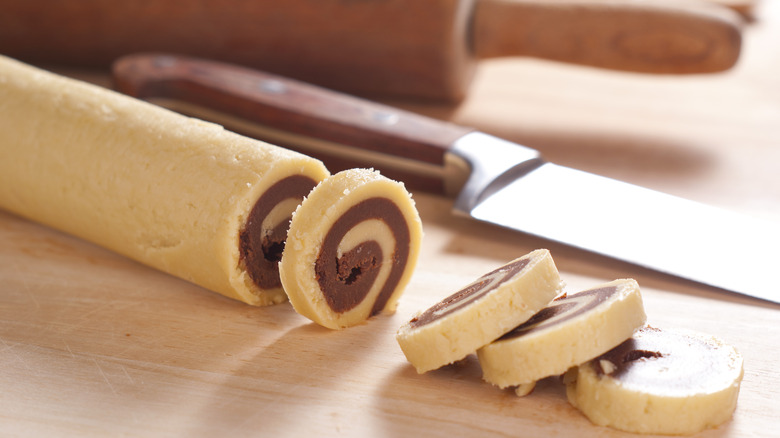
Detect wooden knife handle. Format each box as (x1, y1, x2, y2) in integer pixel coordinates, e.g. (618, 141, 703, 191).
(474, 0, 743, 73)
(112, 53, 473, 194)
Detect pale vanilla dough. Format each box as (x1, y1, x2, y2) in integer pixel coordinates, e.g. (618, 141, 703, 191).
(566, 327, 744, 435)
(478, 278, 647, 390)
(0, 55, 329, 305)
(279, 168, 423, 329)
(396, 249, 564, 373)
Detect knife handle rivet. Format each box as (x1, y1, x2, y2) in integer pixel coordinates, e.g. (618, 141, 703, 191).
(259, 79, 286, 95)
(153, 56, 177, 68)
(371, 111, 399, 125)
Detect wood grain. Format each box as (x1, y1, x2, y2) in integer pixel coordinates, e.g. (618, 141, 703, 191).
(111, 53, 475, 194)
(474, 0, 742, 73)
(2, 1, 780, 437)
(112, 54, 472, 166)
(0, 0, 476, 101)
(0, 0, 744, 101)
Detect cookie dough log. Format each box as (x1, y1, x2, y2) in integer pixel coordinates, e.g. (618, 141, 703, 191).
(279, 168, 423, 329)
(566, 327, 744, 435)
(477, 279, 647, 392)
(396, 249, 564, 374)
(0, 55, 329, 305)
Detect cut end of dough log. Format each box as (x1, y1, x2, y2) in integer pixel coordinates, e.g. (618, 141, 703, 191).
(237, 175, 320, 301)
(0, 54, 330, 306)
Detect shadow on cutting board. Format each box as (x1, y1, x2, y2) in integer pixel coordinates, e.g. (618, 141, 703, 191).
(371, 358, 585, 438)
(179, 310, 394, 436)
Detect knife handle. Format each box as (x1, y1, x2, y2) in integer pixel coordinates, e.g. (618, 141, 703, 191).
(474, 0, 743, 73)
(112, 53, 472, 194)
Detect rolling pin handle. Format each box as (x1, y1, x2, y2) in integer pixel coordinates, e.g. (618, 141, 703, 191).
(472, 0, 743, 74)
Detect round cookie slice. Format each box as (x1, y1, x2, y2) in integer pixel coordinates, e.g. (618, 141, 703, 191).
(566, 326, 744, 435)
(396, 249, 564, 373)
(477, 279, 647, 390)
(279, 168, 423, 330)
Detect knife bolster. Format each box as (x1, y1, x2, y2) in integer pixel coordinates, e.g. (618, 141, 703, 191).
(450, 132, 543, 213)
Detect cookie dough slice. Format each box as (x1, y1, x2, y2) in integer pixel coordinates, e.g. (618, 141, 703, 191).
(566, 326, 744, 435)
(279, 168, 423, 330)
(396, 249, 564, 373)
(477, 279, 647, 391)
(0, 55, 329, 305)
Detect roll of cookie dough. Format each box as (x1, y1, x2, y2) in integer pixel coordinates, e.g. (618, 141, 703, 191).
(0, 55, 330, 305)
(478, 279, 647, 391)
(566, 326, 744, 435)
(396, 249, 564, 373)
(279, 168, 422, 329)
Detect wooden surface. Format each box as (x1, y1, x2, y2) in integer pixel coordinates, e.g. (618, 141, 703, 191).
(473, 0, 742, 73)
(2, 1, 779, 437)
(0, 0, 745, 101)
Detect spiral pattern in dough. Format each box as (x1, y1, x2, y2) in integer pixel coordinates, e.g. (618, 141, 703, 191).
(314, 197, 410, 315)
(477, 279, 646, 389)
(566, 326, 743, 435)
(396, 249, 564, 373)
(0, 55, 330, 306)
(239, 175, 319, 290)
(280, 169, 422, 329)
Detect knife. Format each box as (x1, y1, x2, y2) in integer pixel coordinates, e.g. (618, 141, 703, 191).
(1, 0, 742, 101)
(112, 53, 780, 305)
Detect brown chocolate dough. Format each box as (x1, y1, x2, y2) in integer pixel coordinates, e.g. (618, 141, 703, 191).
(240, 175, 318, 289)
(315, 197, 410, 315)
(409, 257, 530, 329)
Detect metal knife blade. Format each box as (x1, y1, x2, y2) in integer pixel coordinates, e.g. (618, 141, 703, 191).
(452, 132, 779, 303)
(112, 53, 780, 305)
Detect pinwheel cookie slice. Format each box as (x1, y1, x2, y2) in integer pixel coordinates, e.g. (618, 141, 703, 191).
(396, 249, 564, 373)
(477, 279, 647, 391)
(279, 168, 423, 330)
(566, 326, 744, 435)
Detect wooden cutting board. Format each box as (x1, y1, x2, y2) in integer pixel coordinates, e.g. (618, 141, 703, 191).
(1, 2, 779, 437)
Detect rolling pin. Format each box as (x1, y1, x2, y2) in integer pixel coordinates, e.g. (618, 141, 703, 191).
(0, 0, 742, 101)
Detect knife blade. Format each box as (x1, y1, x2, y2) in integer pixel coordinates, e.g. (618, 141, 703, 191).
(112, 53, 780, 305)
(0, 0, 742, 101)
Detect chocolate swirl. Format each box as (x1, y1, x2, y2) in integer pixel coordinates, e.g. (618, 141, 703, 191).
(239, 175, 318, 289)
(498, 285, 619, 340)
(409, 257, 531, 329)
(315, 197, 410, 315)
(595, 334, 664, 378)
(591, 327, 740, 395)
